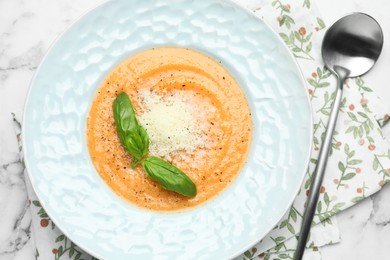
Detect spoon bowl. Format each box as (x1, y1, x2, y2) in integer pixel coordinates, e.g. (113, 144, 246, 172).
(322, 13, 384, 78)
(295, 13, 384, 260)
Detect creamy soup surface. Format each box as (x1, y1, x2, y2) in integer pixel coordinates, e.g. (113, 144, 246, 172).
(87, 47, 252, 211)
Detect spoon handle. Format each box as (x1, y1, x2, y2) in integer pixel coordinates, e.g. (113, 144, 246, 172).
(295, 78, 344, 260)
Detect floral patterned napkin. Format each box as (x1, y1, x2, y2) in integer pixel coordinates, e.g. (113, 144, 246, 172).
(236, 0, 390, 259)
(12, 0, 390, 259)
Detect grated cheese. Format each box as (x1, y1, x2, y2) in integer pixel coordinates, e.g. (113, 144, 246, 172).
(138, 91, 206, 159)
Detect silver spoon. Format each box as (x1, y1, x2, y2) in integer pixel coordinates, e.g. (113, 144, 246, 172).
(295, 13, 383, 260)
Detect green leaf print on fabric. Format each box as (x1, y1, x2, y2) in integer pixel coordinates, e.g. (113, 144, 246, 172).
(303, 0, 310, 8)
(278, 205, 303, 236)
(242, 247, 258, 259)
(307, 66, 332, 100)
(355, 77, 373, 93)
(315, 199, 345, 225)
(316, 17, 326, 30)
(279, 30, 314, 60)
(345, 109, 375, 140)
(335, 144, 362, 189)
(52, 234, 99, 260)
(272, 1, 295, 29)
(32, 200, 55, 230)
(373, 151, 390, 184)
(351, 182, 368, 203)
(352, 77, 390, 127)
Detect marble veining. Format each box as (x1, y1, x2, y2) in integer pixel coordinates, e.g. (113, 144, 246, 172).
(1, 0, 390, 259)
(370, 185, 390, 226)
(0, 153, 31, 258)
(321, 184, 390, 259)
(0, 43, 42, 72)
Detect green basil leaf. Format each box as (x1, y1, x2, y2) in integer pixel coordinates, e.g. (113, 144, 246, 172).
(138, 125, 149, 156)
(113, 92, 138, 132)
(124, 132, 145, 162)
(113, 92, 149, 166)
(142, 156, 196, 197)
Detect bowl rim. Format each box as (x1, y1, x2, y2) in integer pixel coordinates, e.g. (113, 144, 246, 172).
(22, 0, 314, 258)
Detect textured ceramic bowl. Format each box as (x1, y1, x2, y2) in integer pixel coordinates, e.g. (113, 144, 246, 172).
(23, 0, 312, 259)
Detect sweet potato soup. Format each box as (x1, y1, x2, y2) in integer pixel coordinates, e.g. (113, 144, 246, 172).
(87, 47, 252, 211)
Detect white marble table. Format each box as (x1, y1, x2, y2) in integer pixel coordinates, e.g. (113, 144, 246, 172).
(1, 0, 389, 259)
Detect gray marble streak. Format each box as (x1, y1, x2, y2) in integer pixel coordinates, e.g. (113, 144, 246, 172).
(370, 184, 390, 226)
(0, 41, 43, 71)
(0, 156, 31, 257)
(322, 182, 390, 259)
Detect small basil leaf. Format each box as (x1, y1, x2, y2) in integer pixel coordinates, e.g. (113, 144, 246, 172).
(113, 92, 149, 166)
(124, 132, 144, 162)
(138, 125, 150, 156)
(113, 92, 138, 131)
(142, 156, 197, 197)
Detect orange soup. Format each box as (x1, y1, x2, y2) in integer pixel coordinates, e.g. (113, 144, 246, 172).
(87, 47, 252, 211)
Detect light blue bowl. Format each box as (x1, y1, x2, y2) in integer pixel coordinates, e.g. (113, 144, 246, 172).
(23, 0, 312, 259)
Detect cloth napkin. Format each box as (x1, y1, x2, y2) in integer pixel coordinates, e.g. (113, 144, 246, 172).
(11, 0, 390, 259)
